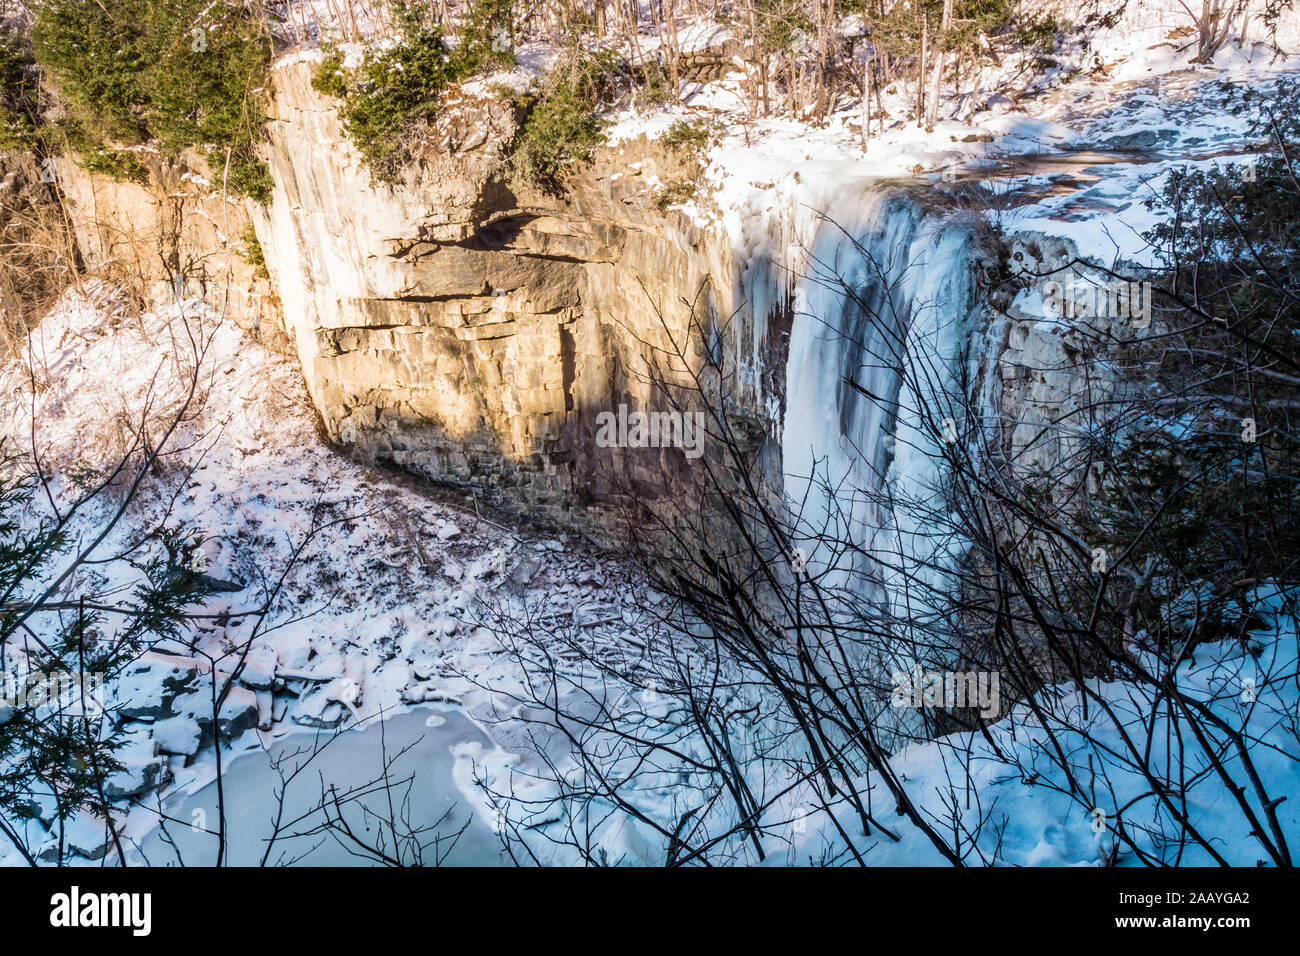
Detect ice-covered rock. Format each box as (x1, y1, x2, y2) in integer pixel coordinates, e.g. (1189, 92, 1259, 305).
(11, 787, 58, 828)
(255, 689, 274, 731)
(597, 814, 661, 866)
(324, 675, 361, 707)
(400, 681, 453, 705)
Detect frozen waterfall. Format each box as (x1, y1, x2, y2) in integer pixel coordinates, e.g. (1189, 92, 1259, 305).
(781, 190, 977, 645)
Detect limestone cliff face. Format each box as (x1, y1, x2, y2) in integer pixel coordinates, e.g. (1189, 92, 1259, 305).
(55, 151, 286, 352)
(258, 61, 778, 537)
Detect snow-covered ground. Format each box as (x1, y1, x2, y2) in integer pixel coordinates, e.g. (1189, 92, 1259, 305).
(461, 587, 1299, 866)
(0, 281, 659, 864)
(778, 590, 1300, 866)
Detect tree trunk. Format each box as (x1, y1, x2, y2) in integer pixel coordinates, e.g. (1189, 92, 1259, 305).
(927, 0, 954, 128)
(861, 52, 874, 147)
(917, 13, 928, 127)
(666, 0, 680, 103)
(815, 0, 834, 120)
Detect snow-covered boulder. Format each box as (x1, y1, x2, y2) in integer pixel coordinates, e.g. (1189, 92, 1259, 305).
(406, 636, 443, 681)
(104, 753, 169, 800)
(291, 688, 348, 729)
(171, 685, 260, 748)
(151, 715, 202, 757)
(112, 653, 203, 720)
(37, 810, 121, 862)
(269, 629, 314, 673)
(236, 645, 277, 690)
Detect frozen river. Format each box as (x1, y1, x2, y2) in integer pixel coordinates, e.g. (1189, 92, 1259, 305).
(136, 707, 509, 866)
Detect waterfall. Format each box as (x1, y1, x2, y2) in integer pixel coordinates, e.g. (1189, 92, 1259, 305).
(781, 189, 977, 665)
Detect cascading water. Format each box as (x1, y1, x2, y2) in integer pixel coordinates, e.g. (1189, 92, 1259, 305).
(780, 189, 978, 677)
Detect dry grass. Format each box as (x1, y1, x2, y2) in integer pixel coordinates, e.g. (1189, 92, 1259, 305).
(0, 151, 80, 360)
